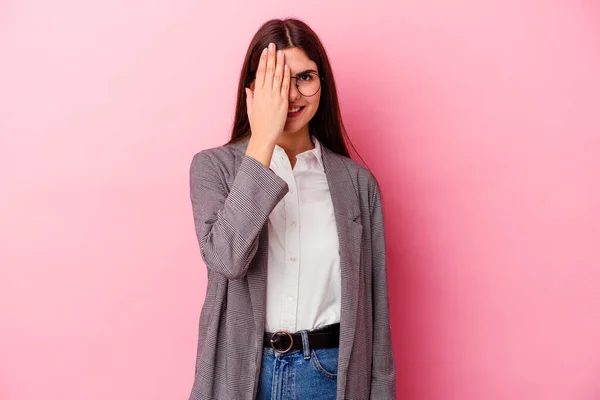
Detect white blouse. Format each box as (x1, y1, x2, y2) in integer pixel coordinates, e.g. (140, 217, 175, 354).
(264, 137, 341, 333)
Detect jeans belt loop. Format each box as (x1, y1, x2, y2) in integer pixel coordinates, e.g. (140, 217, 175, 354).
(300, 330, 310, 360)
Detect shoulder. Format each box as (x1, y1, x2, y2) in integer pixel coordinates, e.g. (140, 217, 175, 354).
(327, 150, 380, 194)
(324, 150, 384, 219)
(190, 141, 246, 173)
(191, 144, 239, 165)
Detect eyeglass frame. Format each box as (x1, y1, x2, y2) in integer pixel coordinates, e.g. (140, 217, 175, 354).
(249, 71, 324, 97)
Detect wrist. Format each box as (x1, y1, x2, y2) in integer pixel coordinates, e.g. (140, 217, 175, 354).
(246, 136, 277, 168)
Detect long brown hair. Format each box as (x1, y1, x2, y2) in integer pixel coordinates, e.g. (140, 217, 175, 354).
(227, 18, 357, 159)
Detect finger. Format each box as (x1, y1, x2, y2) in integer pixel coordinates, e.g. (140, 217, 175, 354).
(281, 64, 290, 99)
(255, 47, 268, 89)
(264, 42, 276, 89)
(273, 50, 284, 91)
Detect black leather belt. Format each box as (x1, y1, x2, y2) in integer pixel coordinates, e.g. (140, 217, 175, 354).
(264, 323, 340, 354)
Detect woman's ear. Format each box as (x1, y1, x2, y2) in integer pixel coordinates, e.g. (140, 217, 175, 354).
(249, 80, 255, 91)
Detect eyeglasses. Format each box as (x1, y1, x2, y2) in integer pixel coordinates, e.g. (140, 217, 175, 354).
(289, 72, 323, 97)
(250, 71, 323, 97)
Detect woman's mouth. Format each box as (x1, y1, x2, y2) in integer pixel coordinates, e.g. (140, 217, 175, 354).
(287, 106, 305, 118)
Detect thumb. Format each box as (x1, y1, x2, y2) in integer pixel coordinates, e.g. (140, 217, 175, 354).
(245, 88, 253, 114)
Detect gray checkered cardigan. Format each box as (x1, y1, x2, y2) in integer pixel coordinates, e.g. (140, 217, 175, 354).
(188, 137, 396, 399)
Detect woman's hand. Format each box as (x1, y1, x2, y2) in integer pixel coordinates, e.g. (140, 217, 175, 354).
(245, 43, 291, 167)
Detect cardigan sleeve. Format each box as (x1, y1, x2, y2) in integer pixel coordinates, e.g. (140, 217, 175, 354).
(369, 176, 397, 399)
(189, 150, 289, 279)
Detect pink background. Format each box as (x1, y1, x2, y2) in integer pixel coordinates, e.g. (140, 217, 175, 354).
(1, 0, 599, 399)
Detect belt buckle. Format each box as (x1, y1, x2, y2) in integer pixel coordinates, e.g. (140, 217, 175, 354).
(270, 330, 294, 354)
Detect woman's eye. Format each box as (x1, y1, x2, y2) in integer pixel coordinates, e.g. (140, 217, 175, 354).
(298, 74, 312, 81)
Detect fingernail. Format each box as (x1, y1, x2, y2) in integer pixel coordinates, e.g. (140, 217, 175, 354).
(269, 43, 275, 50)
(277, 50, 282, 58)
(262, 48, 267, 55)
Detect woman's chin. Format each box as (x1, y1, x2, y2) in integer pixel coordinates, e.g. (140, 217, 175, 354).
(282, 123, 307, 136)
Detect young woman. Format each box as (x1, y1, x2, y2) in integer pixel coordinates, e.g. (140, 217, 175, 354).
(188, 18, 396, 400)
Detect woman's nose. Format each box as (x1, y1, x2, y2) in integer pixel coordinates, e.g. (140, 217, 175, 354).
(288, 82, 301, 101)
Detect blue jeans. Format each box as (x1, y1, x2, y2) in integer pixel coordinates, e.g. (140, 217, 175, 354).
(256, 330, 339, 400)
